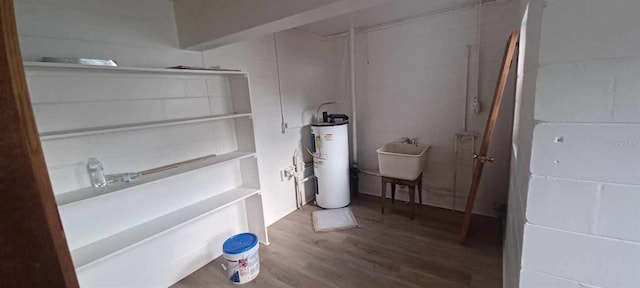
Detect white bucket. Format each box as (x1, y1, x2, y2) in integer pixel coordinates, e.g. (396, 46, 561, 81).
(222, 233, 260, 284)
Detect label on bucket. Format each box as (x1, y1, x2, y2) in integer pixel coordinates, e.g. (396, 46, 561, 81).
(225, 250, 259, 284)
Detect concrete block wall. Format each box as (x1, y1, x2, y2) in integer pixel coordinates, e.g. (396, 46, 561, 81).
(508, 0, 640, 287)
(503, 0, 543, 286)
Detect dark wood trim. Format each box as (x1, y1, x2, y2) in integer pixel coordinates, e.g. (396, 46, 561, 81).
(0, 0, 79, 286)
(459, 31, 519, 244)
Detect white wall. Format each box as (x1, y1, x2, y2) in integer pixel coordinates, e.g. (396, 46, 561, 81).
(354, 1, 519, 216)
(202, 31, 348, 225)
(15, 4, 346, 285)
(507, 1, 640, 287)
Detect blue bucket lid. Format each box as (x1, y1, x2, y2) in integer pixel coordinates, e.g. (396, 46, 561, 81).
(223, 233, 258, 254)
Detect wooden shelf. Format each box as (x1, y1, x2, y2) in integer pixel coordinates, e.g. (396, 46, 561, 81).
(56, 151, 256, 206)
(71, 186, 260, 269)
(40, 113, 252, 140)
(24, 61, 246, 75)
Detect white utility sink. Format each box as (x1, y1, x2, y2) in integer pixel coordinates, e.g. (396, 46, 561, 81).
(376, 143, 430, 181)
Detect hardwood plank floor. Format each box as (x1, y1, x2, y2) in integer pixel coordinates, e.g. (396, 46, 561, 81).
(172, 194, 502, 288)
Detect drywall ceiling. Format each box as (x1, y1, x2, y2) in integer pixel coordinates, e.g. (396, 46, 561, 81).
(297, 0, 480, 37)
(173, 0, 395, 50)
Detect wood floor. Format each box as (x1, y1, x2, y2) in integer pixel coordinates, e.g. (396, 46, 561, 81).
(172, 194, 503, 288)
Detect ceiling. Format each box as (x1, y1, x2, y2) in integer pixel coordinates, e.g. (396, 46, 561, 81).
(296, 0, 480, 37)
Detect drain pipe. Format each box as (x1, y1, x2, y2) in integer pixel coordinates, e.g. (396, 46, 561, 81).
(349, 26, 359, 198)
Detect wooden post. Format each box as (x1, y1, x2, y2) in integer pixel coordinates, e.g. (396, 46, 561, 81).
(0, 0, 79, 286)
(459, 31, 519, 244)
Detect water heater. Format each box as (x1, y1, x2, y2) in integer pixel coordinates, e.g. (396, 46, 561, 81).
(311, 113, 350, 209)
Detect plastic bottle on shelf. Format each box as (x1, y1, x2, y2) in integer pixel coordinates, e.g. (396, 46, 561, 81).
(87, 158, 106, 187)
(105, 172, 142, 185)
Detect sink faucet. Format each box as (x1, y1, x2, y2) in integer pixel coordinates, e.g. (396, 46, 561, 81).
(402, 137, 417, 144)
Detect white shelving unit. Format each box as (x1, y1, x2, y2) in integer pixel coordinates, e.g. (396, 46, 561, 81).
(71, 186, 261, 268)
(24, 61, 246, 75)
(55, 151, 256, 205)
(40, 113, 252, 140)
(26, 62, 268, 287)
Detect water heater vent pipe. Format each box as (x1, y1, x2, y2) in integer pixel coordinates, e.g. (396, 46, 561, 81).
(316, 101, 339, 122)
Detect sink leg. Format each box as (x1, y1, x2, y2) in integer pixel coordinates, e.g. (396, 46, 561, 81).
(418, 177, 423, 205)
(408, 185, 415, 220)
(381, 180, 386, 214)
(391, 184, 396, 204)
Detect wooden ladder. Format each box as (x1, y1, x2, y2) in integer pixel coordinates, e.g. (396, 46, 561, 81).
(459, 31, 519, 244)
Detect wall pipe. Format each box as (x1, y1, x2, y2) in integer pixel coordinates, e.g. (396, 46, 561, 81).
(349, 26, 357, 165)
(464, 45, 472, 131)
(472, 0, 483, 114)
(349, 26, 360, 198)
